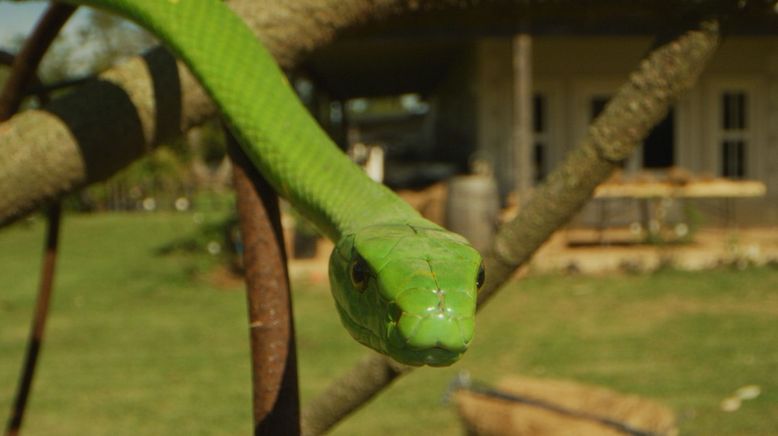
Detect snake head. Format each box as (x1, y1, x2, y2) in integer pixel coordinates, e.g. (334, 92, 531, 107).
(329, 222, 483, 367)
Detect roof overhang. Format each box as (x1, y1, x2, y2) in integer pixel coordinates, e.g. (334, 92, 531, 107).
(300, 1, 778, 99)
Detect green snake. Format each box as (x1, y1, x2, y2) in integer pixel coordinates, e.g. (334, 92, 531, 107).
(48, 0, 483, 366)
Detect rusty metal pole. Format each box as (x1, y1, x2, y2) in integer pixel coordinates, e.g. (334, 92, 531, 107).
(4, 204, 61, 436)
(227, 132, 300, 435)
(1, 4, 76, 436)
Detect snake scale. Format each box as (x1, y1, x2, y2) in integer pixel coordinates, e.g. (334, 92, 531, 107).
(45, 0, 484, 366)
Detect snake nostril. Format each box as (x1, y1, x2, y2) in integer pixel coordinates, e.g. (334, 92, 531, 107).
(434, 289, 447, 313)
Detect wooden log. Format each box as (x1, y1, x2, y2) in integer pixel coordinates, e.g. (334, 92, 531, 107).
(455, 376, 677, 436)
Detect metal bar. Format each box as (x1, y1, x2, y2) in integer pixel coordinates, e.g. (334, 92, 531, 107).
(1, 4, 76, 435)
(227, 131, 301, 435)
(4, 205, 62, 436)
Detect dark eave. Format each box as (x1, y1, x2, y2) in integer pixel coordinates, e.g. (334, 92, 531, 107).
(301, 1, 778, 99)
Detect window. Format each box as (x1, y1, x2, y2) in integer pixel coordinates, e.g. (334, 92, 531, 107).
(722, 140, 746, 178)
(720, 91, 748, 178)
(642, 109, 675, 168)
(590, 95, 609, 120)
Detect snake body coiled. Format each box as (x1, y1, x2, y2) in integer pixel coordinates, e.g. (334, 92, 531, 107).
(50, 0, 483, 366)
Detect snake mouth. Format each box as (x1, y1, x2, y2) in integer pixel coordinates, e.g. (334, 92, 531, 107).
(389, 344, 464, 367)
(387, 323, 470, 367)
(333, 301, 466, 367)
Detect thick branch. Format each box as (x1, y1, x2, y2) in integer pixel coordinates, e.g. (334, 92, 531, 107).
(301, 21, 720, 435)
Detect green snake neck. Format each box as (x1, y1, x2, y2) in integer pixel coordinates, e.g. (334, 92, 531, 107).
(64, 0, 424, 240)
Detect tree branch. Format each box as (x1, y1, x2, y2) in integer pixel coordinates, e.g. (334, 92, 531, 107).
(300, 20, 720, 435)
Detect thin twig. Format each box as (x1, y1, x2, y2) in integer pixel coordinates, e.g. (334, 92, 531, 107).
(0, 51, 16, 67)
(0, 3, 76, 119)
(1, 4, 77, 436)
(3, 204, 61, 436)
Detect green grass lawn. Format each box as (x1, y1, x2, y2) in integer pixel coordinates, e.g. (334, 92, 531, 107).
(1, 212, 776, 435)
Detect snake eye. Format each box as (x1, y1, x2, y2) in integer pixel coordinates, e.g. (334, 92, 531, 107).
(350, 255, 369, 292)
(476, 263, 485, 290)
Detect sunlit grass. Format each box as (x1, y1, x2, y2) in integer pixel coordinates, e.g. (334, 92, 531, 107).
(1, 212, 776, 435)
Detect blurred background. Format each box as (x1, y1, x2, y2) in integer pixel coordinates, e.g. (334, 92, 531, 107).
(1, 2, 777, 435)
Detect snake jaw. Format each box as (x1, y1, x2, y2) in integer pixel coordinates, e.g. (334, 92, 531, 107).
(333, 302, 466, 367)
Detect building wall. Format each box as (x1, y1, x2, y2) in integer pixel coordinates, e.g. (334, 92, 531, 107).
(474, 38, 515, 199)
(431, 43, 479, 173)
(763, 41, 778, 225)
(458, 35, 778, 226)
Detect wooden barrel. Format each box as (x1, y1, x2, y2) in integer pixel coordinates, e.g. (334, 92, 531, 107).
(445, 175, 500, 254)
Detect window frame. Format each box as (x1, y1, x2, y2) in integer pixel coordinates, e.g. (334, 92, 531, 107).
(532, 79, 564, 184)
(705, 77, 766, 180)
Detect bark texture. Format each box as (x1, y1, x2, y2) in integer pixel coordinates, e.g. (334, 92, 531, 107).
(301, 355, 411, 435)
(0, 0, 486, 226)
(301, 21, 720, 435)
